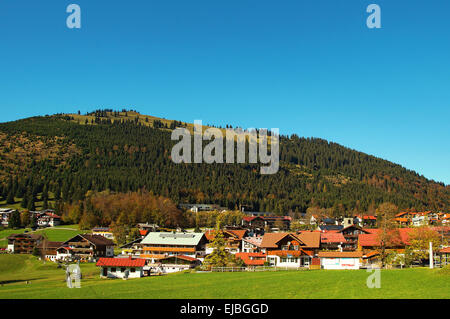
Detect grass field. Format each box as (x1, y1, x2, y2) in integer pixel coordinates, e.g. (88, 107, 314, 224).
(0, 255, 449, 299)
(0, 225, 88, 248)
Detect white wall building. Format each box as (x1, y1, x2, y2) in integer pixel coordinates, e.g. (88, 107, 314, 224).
(96, 257, 146, 279)
(318, 251, 363, 270)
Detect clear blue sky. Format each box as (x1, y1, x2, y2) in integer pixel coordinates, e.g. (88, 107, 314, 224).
(0, 1, 449, 184)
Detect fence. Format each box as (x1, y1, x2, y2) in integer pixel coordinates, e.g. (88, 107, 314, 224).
(210, 266, 309, 272)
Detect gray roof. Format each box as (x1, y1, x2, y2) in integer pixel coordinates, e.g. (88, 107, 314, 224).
(140, 232, 205, 246)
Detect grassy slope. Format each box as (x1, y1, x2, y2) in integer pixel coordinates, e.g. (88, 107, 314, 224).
(0, 225, 87, 247)
(0, 255, 449, 299)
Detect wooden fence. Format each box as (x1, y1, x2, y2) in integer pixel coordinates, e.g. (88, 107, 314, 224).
(210, 266, 309, 272)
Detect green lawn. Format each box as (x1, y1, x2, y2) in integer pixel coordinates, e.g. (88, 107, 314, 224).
(0, 255, 449, 299)
(0, 225, 88, 247)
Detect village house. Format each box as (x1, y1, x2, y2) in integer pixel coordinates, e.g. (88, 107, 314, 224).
(320, 232, 346, 251)
(318, 224, 343, 231)
(337, 225, 371, 251)
(439, 247, 450, 266)
(242, 215, 291, 232)
(205, 229, 248, 254)
(56, 234, 115, 262)
(260, 232, 320, 268)
(341, 217, 358, 228)
(318, 251, 363, 270)
(36, 241, 63, 262)
(7, 233, 43, 254)
(137, 223, 159, 232)
(241, 235, 263, 253)
(178, 203, 222, 212)
(96, 256, 146, 278)
(361, 215, 377, 228)
(0, 208, 15, 227)
(32, 210, 61, 228)
(140, 232, 207, 262)
(120, 237, 143, 257)
(92, 227, 115, 240)
(357, 228, 413, 256)
(149, 255, 201, 273)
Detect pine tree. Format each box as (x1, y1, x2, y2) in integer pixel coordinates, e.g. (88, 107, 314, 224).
(9, 210, 21, 228)
(6, 190, 15, 205)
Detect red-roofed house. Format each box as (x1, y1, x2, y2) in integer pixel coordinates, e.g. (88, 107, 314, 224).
(320, 232, 346, 251)
(34, 211, 61, 227)
(235, 252, 267, 267)
(261, 232, 319, 268)
(96, 257, 146, 278)
(358, 228, 413, 254)
(440, 247, 450, 266)
(360, 215, 377, 227)
(338, 225, 371, 251)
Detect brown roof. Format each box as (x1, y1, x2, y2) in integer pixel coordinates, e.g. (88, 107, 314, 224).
(260, 233, 293, 248)
(37, 241, 64, 249)
(296, 231, 320, 248)
(63, 234, 114, 246)
(320, 232, 346, 244)
(205, 229, 248, 241)
(260, 232, 320, 249)
(318, 251, 363, 258)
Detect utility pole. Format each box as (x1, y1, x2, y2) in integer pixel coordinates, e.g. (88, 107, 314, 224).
(429, 241, 434, 269)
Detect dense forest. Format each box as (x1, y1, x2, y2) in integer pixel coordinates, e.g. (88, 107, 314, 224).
(0, 110, 448, 219)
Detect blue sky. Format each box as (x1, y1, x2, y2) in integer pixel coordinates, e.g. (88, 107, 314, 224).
(0, 1, 449, 184)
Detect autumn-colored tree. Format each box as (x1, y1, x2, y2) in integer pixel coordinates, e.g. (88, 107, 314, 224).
(204, 224, 229, 268)
(376, 203, 401, 268)
(405, 227, 444, 265)
(20, 210, 31, 227)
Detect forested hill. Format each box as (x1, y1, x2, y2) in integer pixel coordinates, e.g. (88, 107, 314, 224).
(0, 110, 448, 216)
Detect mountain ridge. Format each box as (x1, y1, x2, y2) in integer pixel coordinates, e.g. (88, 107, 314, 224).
(0, 110, 448, 215)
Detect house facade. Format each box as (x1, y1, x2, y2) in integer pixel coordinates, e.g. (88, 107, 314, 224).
(97, 257, 146, 278)
(7, 233, 43, 254)
(140, 232, 207, 262)
(150, 255, 201, 273)
(205, 229, 248, 254)
(57, 234, 115, 261)
(318, 251, 363, 269)
(0, 208, 14, 226)
(260, 232, 320, 268)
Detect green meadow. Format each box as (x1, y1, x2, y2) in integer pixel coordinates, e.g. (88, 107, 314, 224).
(0, 224, 87, 248)
(0, 255, 449, 299)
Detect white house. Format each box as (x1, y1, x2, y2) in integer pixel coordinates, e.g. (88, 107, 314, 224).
(241, 236, 263, 253)
(92, 227, 115, 240)
(412, 214, 428, 227)
(96, 257, 146, 279)
(266, 250, 311, 268)
(149, 255, 201, 274)
(318, 251, 363, 270)
(0, 208, 14, 226)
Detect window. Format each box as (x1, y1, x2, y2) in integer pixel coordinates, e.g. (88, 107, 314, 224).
(111, 267, 116, 272)
(121, 268, 126, 272)
(130, 268, 135, 273)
